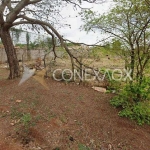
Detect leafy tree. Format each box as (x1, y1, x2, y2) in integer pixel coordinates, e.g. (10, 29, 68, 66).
(81, 0, 150, 123)
(81, 0, 150, 84)
(0, 0, 105, 79)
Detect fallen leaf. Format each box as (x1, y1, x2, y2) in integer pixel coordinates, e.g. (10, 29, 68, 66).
(108, 143, 113, 150)
(10, 123, 15, 126)
(16, 100, 22, 103)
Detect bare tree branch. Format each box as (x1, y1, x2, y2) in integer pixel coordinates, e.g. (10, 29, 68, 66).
(28, 0, 42, 4)
(6, 0, 29, 25)
(64, 36, 112, 47)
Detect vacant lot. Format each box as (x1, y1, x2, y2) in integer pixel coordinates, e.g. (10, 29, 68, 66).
(0, 68, 150, 150)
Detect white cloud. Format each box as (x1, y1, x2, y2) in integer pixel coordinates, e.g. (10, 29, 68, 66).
(58, 1, 113, 44)
(11, 1, 114, 45)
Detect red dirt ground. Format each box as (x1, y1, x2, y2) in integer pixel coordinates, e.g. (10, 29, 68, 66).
(0, 68, 150, 150)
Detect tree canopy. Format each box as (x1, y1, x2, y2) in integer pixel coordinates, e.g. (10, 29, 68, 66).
(0, 0, 106, 79)
(81, 0, 150, 82)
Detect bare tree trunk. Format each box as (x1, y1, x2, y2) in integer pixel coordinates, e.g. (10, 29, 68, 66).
(27, 42, 31, 60)
(0, 28, 20, 79)
(130, 49, 135, 79)
(26, 32, 31, 61)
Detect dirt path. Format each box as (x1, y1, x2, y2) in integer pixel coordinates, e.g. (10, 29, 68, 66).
(0, 68, 150, 150)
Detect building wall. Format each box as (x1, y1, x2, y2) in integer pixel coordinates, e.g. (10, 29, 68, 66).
(11, 30, 48, 45)
(0, 48, 64, 63)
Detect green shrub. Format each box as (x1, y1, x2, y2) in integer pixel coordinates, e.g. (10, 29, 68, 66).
(100, 68, 122, 93)
(129, 78, 150, 102)
(20, 113, 32, 133)
(78, 144, 90, 150)
(110, 95, 129, 108)
(110, 77, 150, 125)
(119, 102, 150, 125)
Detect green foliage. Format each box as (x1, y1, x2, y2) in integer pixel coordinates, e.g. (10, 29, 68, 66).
(130, 78, 150, 101)
(81, 0, 150, 84)
(89, 46, 114, 60)
(29, 41, 39, 49)
(119, 102, 150, 125)
(78, 144, 90, 150)
(108, 39, 126, 56)
(89, 47, 101, 60)
(15, 43, 26, 48)
(46, 37, 53, 50)
(11, 107, 23, 119)
(56, 46, 65, 51)
(107, 80, 121, 93)
(110, 91, 130, 108)
(10, 106, 39, 134)
(89, 44, 121, 60)
(111, 77, 150, 103)
(20, 113, 32, 132)
(100, 68, 121, 92)
(110, 77, 150, 125)
(66, 42, 80, 47)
